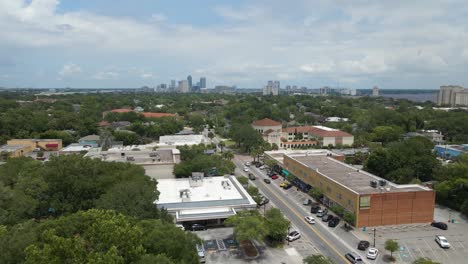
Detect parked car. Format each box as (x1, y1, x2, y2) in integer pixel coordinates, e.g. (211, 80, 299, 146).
(258, 198, 270, 206)
(243, 167, 249, 172)
(357, 240, 370, 251)
(280, 181, 289, 188)
(259, 165, 265, 170)
(310, 206, 321, 214)
(245, 162, 251, 167)
(264, 179, 271, 184)
(323, 214, 334, 222)
(286, 231, 301, 242)
(435, 235, 451, 248)
(431, 221, 448, 230)
(283, 183, 293, 190)
(271, 175, 279, 180)
(196, 244, 206, 263)
(345, 252, 363, 264)
(191, 224, 207, 231)
(317, 209, 325, 217)
(248, 173, 256, 180)
(366, 247, 378, 260)
(305, 216, 316, 224)
(303, 199, 312, 205)
(328, 217, 340, 227)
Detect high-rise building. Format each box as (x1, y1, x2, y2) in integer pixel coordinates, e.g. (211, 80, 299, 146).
(372, 86, 379, 97)
(187, 75, 192, 89)
(436, 85, 466, 106)
(170, 80, 176, 89)
(178, 80, 189, 93)
(200, 77, 206, 89)
(263, 80, 280, 96)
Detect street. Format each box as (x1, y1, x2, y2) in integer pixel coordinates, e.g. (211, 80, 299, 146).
(233, 155, 369, 264)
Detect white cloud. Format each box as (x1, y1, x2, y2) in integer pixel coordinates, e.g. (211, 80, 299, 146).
(93, 71, 119, 80)
(1, 0, 468, 88)
(58, 63, 82, 77)
(150, 13, 166, 23)
(300, 63, 334, 73)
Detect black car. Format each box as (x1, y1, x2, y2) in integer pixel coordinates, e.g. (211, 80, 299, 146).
(431, 221, 448, 230)
(323, 214, 334, 222)
(310, 206, 321, 214)
(248, 173, 256, 180)
(357, 240, 370, 250)
(191, 224, 207, 231)
(258, 198, 270, 206)
(328, 217, 340, 227)
(283, 183, 293, 190)
(264, 178, 271, 184)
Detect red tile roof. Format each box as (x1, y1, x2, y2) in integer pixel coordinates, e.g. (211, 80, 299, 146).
(252, 118, 281, 127)
(111, 108, 133, 113)
(142, 112, 176, 118)
(282, 141, 318, 145)
(282, 126, 352, 138)
(98, 121, 110, 127)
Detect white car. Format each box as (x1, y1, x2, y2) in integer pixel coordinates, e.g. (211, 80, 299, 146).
(366, 247, 379, 260)
(435, 235, 450, 248)
(243, 167, 249, 172)
(305, 216, 316, 224)
(245, 162, 251, 167)
(286, 231, 301, 242)
(259, 165, 265, 170)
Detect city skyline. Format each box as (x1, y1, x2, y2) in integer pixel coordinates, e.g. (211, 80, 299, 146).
(1, 0, 468, 89)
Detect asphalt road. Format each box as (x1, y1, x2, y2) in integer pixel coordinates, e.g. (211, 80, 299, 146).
(234, 157, 369, 264)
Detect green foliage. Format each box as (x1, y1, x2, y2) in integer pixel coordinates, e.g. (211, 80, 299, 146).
(0, 155, 159, 224)
(12, 210, 198, 264)
(174, 145, 235, 177)
(265, 208, 290, 245)
(303, 254, 334, 264)
(413, 257, 440, 264)
(329, 205, 345, 217)
(343, 212, 356, 225)
(385, 239, 399, 258)
(364, 137, 439, 183)
(38, 130, 76, 146)
(230, 123, 264, 152)
(225, 210, 267, 242)
(113, 130, 141, 145)
(371, 126, 403, 145)
(308, 188, 323, 200)
(237, 176, 249, 186)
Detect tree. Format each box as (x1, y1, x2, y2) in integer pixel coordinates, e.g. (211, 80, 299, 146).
(265, 208, 290, 246)
(218, 141, 226, 153)
(236, 176, 249, 186)
(113, 131, 141, 145)
(303, 254, 334, 264)
(222, 150, 234, 161)
(385, 239, 399, 260)
(208, 132, 214, 139)
(343, 212, 356, 226)
(308, 188, 323, 200)
(413, 257, 440, 264)
(225, 210, 267, 242)
(372, 126, 403, 145)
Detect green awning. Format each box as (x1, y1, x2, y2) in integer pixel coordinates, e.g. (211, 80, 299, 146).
(281, 169, 289, 176)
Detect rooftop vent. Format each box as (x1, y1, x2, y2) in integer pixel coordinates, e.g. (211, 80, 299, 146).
(370, 180, 378, 188)
(379, 180, 387, 187)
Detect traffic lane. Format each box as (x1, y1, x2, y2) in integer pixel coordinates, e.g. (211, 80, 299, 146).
(238, 160, 368, 264)
(255, 177, 347, 264)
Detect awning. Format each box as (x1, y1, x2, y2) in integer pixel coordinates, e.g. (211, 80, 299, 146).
(45, 143, 58, 148)
(176, 207, 236, 221)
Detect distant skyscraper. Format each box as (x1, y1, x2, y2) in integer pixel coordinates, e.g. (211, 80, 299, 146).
(187, 75, 192, 89)
(178, 80, 189, 93)
(200, 77, 206, 89)
(263, 80, 279, 96)
(170, 80, 176, 90)
(372, 86, 379, 97)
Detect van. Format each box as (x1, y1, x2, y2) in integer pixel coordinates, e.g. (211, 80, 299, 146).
(196, 244, 206, 263)
(345, 252, 363, 263)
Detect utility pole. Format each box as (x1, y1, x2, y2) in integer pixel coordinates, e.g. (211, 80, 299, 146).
(373, 228, 376, 247)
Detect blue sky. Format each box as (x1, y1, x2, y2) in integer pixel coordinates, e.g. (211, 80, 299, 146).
(1, 0, 468, 89)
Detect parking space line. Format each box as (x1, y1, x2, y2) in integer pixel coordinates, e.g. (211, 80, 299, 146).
(423, 239, 444, 261)
(458, 241, 465, 249)
(402, 242, 415, 261)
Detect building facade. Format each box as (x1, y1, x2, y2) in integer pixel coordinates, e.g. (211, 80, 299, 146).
(200, 77, 206, 89)
(279, 152, 434, 227)
(178, 80, 190, 93)
(372, 86, 379, 97)
(281, 125, 354, 148)
(263, 80, 280, 96)
(436, 85, 468, 106)
(252, 118, 282, 146)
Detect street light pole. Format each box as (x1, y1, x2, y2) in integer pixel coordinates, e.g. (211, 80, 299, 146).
(373, 228, 376, 247)
(287, 226, 290, 245)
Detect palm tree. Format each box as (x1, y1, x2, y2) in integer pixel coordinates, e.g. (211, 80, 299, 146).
(223, 150, 234, 160)
(218, 141, 226, 153)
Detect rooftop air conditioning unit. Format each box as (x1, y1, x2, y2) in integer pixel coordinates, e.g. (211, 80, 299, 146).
(379, 180, 387, 187)
(370, 180, 378, 188)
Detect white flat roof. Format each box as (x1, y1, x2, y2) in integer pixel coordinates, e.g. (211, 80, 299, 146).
(60, 144, 93, 152)
(158, 134, 205, 146)
(157, 176, 245, 204)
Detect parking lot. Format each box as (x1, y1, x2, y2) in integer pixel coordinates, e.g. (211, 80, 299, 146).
(356, 205, 468, 263)
(194, 227, 308, 264)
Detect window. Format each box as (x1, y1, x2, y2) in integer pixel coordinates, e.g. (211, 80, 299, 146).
(359, 196, 370, 209)
(348, 199, 352, 206)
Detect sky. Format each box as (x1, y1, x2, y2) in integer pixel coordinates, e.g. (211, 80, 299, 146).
(0, 0, 467, 89)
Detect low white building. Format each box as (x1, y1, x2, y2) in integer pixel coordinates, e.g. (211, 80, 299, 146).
(155, 175, 257, 224)
(158, 134, 207, 147)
